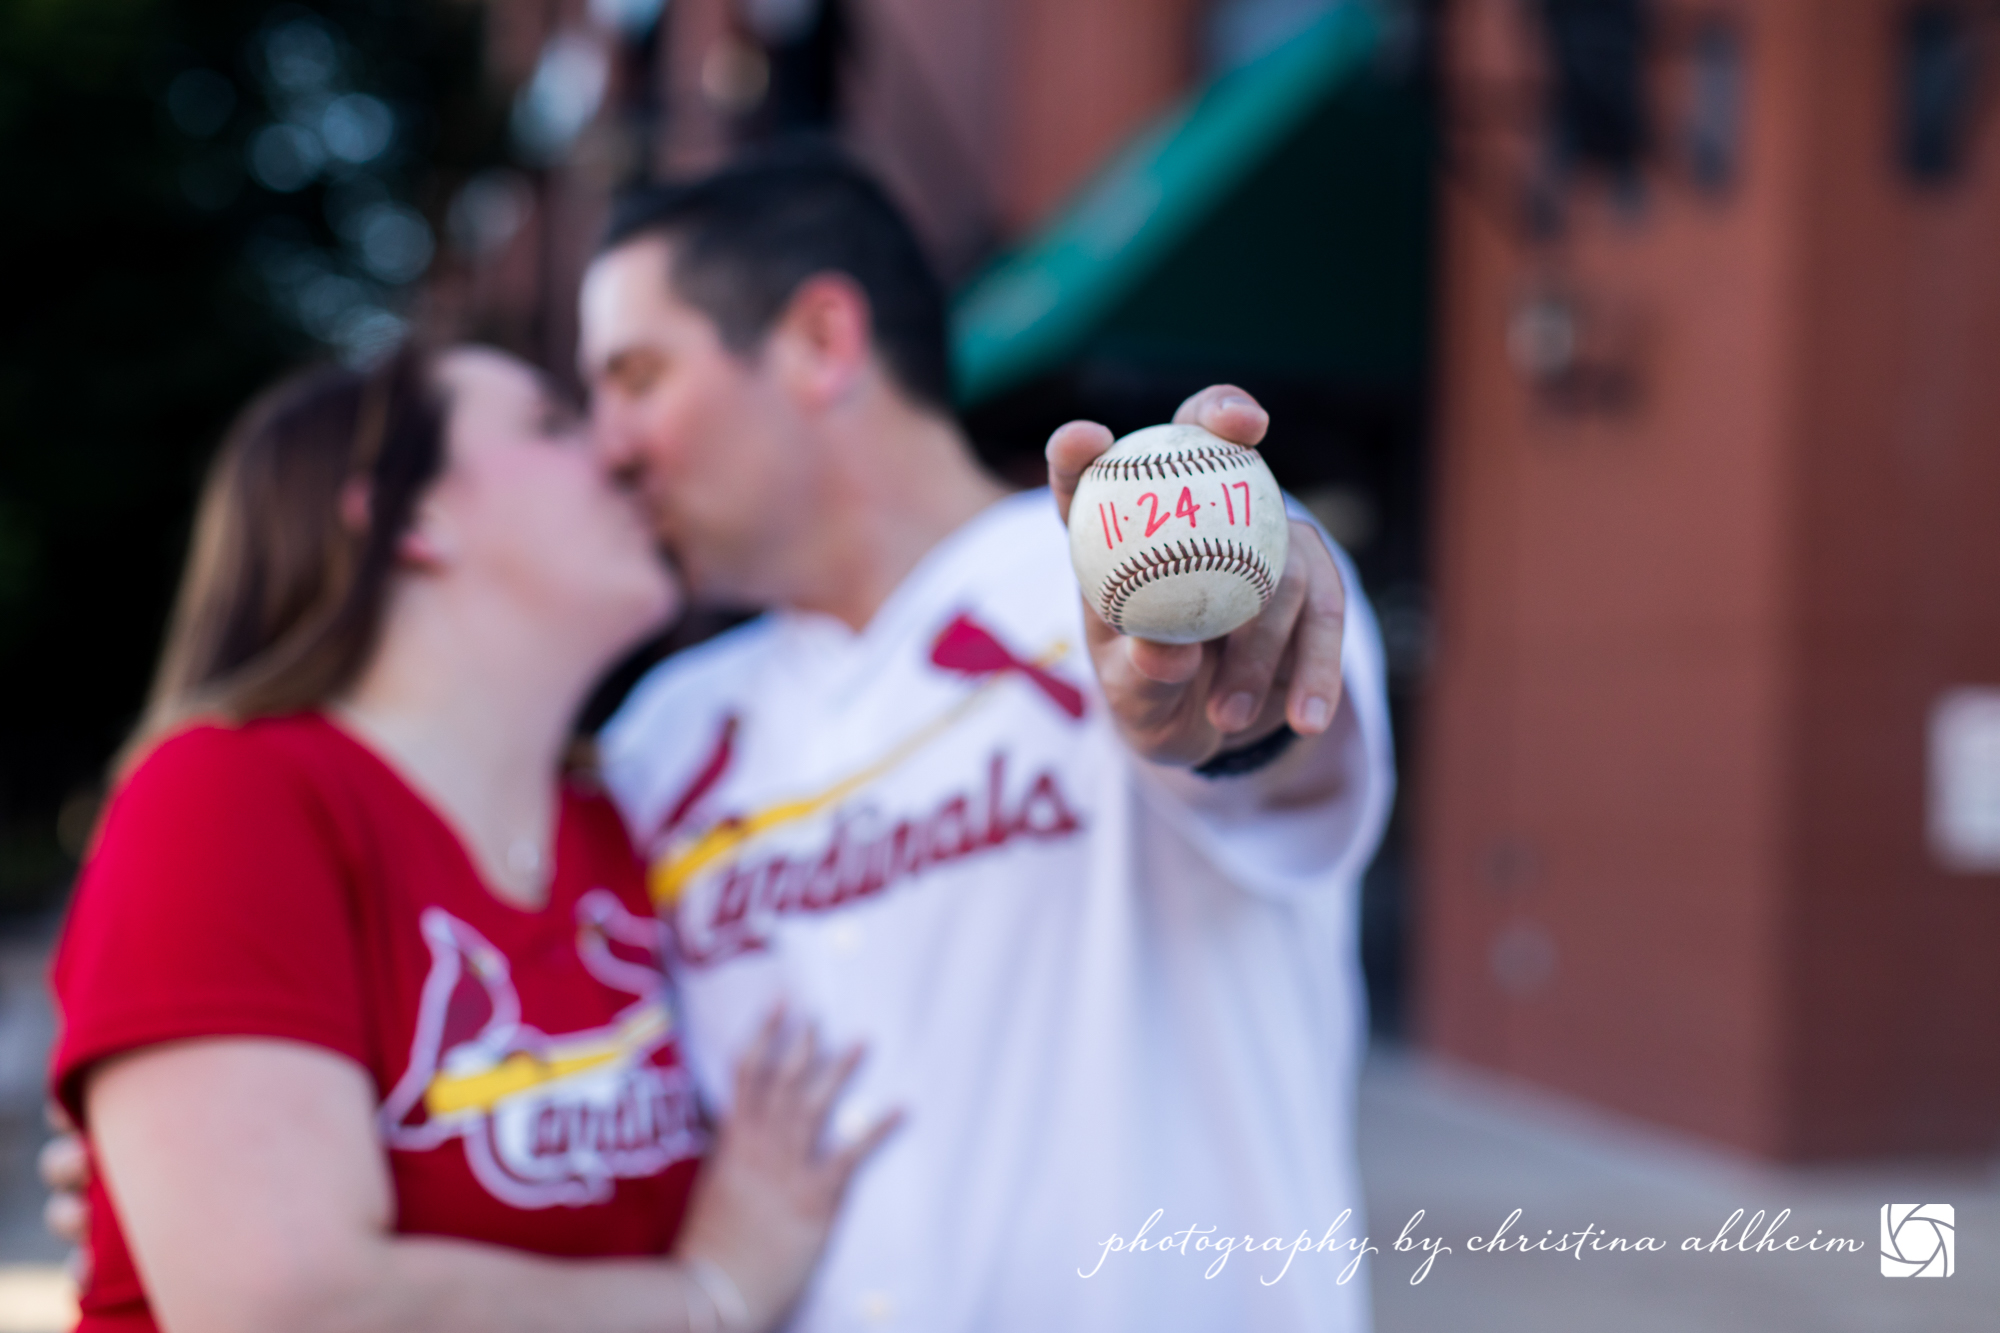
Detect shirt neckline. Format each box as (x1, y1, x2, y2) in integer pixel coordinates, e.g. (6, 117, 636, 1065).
(303, 710, 574, 925)
(772, 488, 1048, 665)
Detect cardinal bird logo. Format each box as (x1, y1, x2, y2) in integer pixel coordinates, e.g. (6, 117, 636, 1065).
(929, 613, 1085, 719)
(376, 898, 703, 1208)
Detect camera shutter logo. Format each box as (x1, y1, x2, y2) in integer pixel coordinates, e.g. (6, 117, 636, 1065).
(1881, 1205, 1954, 1277)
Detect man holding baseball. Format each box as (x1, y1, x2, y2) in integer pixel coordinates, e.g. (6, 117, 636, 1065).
(45, 145, 1392, 1328)
(583, 146, 1392, 1330)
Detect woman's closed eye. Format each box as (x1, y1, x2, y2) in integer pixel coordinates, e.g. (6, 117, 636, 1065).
(532, 398, 587, 443)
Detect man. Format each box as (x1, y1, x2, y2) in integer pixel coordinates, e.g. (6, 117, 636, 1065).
(582, 145, 1392, 1330)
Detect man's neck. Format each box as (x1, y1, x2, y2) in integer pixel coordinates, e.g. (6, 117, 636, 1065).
(781, 408, 1010, 631)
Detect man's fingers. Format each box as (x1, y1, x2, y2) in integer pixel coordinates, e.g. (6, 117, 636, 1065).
(1045, 420, 1116, 524)
(37, 1133, 88, 1192)
(1082, 595, 1202, 692)
(1285, 527, 1347, 735)
(44, 1191, 86, 1245)
(1287, 612, 1345, 735)
(1172, 384, 1268, 448)
(1207, 567, 1306, 734)
(1054, 388, 1266, 525)
(1125, 638, 1204, 685)
(1069, 385, 1289, 766)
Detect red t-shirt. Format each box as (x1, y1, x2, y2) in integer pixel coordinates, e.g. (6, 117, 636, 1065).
(49, 713, 705, 1332)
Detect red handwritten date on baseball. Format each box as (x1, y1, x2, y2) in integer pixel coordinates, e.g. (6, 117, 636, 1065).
(1099, 484, 1248, 550)
(1097, 503, 1127, 548)
(1221, 480, 1250, 526)
(1138, 492, 1170, 537)
(1174, 487, 1200, 527)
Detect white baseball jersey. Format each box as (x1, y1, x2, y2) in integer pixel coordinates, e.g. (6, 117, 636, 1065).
(600, 489, 1394, 1332)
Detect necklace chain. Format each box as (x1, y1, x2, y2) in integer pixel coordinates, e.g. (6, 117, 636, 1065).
(504, 836, 544, 879)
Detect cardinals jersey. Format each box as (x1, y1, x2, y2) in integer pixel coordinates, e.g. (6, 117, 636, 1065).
(600, 490, 1394, 1332)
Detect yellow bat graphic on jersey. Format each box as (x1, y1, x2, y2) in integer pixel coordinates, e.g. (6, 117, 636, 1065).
(423, 1003, 672, 1118)
(648, 637, 1071, 907)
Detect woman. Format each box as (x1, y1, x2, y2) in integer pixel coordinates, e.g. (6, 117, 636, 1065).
(48, 344, 894, 1332)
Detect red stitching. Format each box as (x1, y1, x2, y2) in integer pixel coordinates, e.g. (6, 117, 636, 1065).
(1097, 538, 1278, 633)
(1083, 444, 1262, 485)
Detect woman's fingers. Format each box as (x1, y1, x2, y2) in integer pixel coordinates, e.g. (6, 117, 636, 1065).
(794, 1045, 899, 1202)
(826, 1108, 904, 1194)
(732, 1002, 790, 1119)
(728, 1013, 898, 1191)
(799, 1043, 864, 1127)
(764, 1038, 866, 1171)
(755, 1036, 895, 1192)
(773, 1020, 817, 1093)
(767, 1022, 822, 1155)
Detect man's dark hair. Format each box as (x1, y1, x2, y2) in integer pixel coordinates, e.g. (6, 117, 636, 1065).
(603, 142, 953, 415)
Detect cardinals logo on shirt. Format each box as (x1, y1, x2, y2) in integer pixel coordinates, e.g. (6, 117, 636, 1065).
(645, 613, 1090, 964)
(377, 894, 704, 1209)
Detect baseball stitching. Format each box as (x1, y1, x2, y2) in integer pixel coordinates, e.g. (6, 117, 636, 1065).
(1097, 538, 1279, 633)
(1083, 442, 1264, 484)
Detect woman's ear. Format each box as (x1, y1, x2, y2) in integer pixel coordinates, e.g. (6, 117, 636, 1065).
(338, 477, 372, 534)
(348, 475, 451, 569)
(396, 503, 454, 570)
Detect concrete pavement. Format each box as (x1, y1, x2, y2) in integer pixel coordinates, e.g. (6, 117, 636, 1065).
(1359, 1047, 2000, 1332)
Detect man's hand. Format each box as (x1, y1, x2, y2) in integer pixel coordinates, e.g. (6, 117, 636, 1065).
(1047, 385, 1345, 768)
(40, 1103, 91, 1284)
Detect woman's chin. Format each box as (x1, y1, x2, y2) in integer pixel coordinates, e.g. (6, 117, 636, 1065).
(615, 575, 683, 648)
(638, 583, 683, 638)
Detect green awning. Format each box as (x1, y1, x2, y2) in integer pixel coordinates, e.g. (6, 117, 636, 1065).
(952, 2, 1421, 407)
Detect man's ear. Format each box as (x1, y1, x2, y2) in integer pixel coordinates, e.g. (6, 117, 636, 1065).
(770, 272, 873, 408)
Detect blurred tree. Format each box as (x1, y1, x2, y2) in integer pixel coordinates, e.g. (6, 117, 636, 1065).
(0, 0, 508, 914)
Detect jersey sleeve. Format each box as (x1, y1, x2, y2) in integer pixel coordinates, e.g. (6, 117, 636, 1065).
(49, 725, 371, 1124)
(1133, 510, 1398, 900)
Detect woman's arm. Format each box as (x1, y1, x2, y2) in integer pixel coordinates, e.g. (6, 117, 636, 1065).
(89, 1019, 890, 1333)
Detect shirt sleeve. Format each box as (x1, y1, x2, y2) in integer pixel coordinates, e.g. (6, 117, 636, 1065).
(49, 724, 371, 1124)
(1133, 502, 1398, 900)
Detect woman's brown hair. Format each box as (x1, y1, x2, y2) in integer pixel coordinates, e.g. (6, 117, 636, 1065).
(120, 347, 446, 772)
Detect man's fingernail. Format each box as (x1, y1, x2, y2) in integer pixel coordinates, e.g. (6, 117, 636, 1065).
(1221, 394, 1254, 412)
(1219, 692, 1255, 731)
(1300, 696, 1332, 732)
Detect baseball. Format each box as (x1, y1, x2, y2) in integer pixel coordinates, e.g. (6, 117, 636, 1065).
(1067, 423, 1289, 644)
